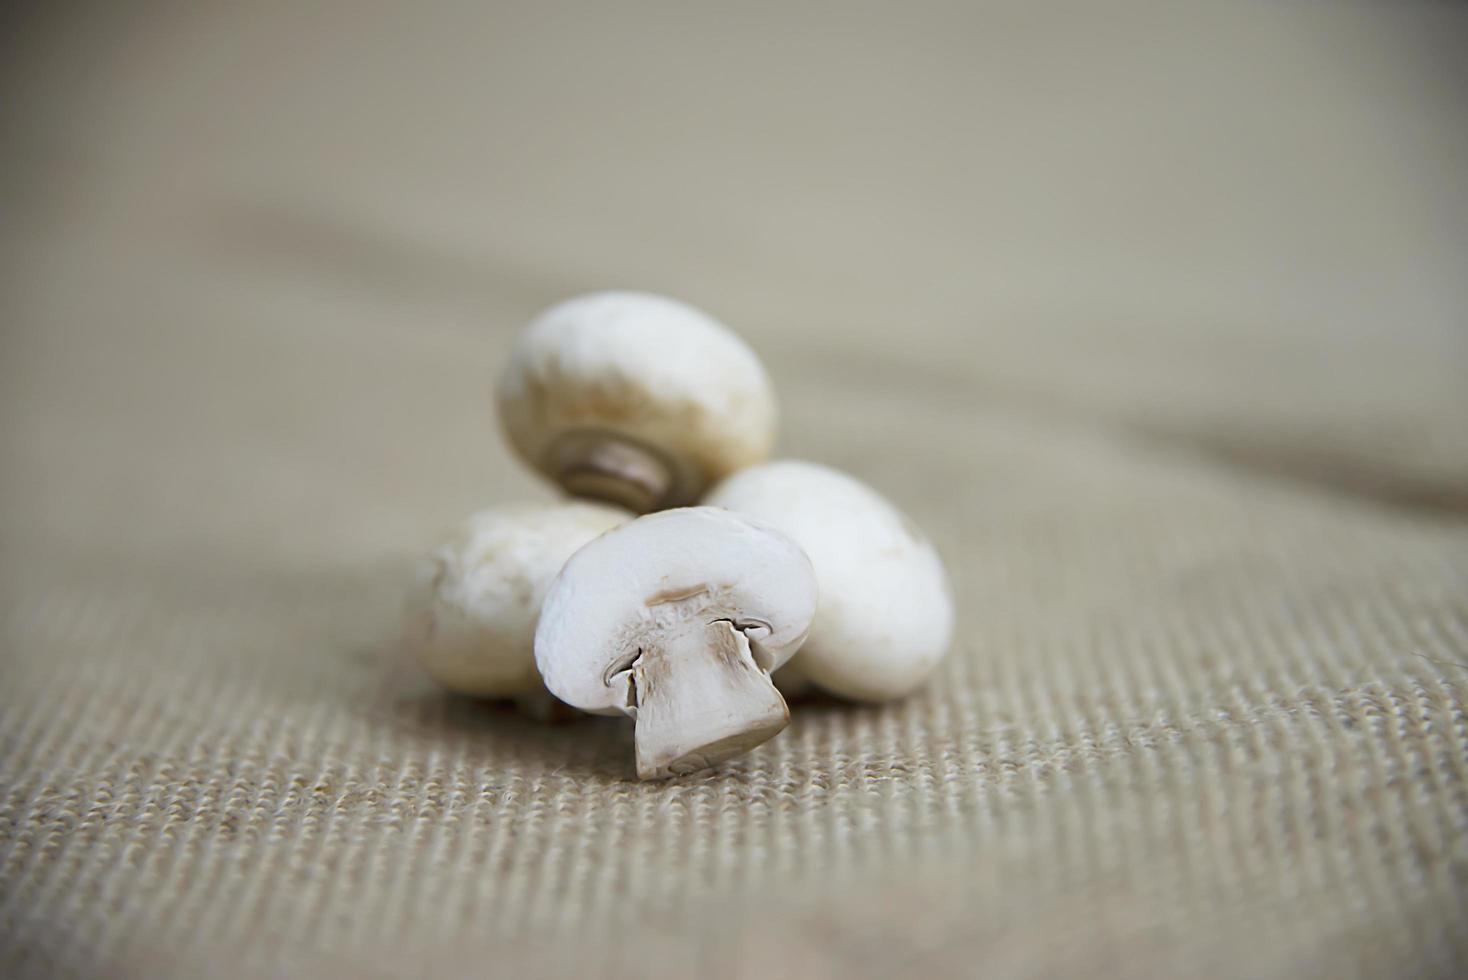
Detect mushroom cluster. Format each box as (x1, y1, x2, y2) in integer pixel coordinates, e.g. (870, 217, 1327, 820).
(406, 291, 953, 779)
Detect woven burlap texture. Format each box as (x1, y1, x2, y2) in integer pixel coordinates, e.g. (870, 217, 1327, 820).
(3, 3, 1467, 977)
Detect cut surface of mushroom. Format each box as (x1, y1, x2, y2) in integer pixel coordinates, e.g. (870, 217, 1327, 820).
(535, 507, 816, 779)
(407, 501, 629, 702)
(496, 292, 777, 512)
(629, 619, 789, 778)
(705, 461, 954, 702)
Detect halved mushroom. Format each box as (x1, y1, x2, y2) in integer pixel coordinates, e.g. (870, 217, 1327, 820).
(535, 507, 816, 779)
(705, 461, 954, 702)
(407, 501, 630, 713)
(496, 292, 777, 513)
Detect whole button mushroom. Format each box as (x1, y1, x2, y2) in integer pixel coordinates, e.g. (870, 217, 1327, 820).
(705, 461, 954, 702)
(535, 507, 816, 779)
(496, 291, 777, 513)
(407, 501, 630, 714)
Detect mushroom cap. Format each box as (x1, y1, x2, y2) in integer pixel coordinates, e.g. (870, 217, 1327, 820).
(408, 501, 629, 696)
(535, 507, 817, 715)
(496, 292, 777, 508)
(705, 461, 954, 701)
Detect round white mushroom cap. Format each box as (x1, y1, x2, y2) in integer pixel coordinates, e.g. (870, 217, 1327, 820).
(705, 461, 954, 702)
(535, 507, 816, 778)
(496, 292, 777, 512)
(407, 501, 629, 698)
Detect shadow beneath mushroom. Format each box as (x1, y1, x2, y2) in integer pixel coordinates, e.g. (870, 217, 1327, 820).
(348, 625, 633, 781)
(380, 683, 639, 782)
(779, 686, 849, 710)
(363, 624, 949, 789)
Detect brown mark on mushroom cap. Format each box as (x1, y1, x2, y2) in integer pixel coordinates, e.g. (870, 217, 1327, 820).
(645, 584, 711, 606)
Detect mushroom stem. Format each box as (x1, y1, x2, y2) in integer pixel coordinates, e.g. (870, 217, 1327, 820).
(631, 620, 789, 779)
(549, 431, 674, 513)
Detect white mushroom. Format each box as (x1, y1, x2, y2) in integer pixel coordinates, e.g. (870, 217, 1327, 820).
(496, 291, 777, 513)
(407, 501, 629, 712)
(705, 461, 954, 702)
(535, 507, 816, 779)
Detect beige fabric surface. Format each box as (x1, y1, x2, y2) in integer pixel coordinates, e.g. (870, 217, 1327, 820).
(3, 2, 1467, 977)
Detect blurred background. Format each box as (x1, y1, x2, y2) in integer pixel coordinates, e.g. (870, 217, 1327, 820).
(4, 1, 1465, 565)
(2, 2, 1466, 977)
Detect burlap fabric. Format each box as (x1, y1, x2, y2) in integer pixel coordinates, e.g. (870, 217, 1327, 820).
(3, 3, 1466, 976)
